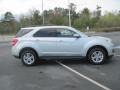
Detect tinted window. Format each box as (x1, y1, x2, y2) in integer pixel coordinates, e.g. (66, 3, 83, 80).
(16, 29, 33, 37)
(34, 28, 58, 37)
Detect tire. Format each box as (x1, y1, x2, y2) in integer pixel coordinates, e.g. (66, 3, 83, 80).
(87, 47, 107, 65)
(21, 49, 38, 66)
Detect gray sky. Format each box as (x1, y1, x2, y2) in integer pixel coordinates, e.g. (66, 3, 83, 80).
(0, 0, 120, 16)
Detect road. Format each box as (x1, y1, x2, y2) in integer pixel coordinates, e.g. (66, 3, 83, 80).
(0, 32, 120, 90)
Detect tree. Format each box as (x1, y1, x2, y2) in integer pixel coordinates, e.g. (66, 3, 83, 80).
(96, 5, 102, 19)
(81, 8, 90, 17)
(69, 3, 78, 25)
(1, 12, 16, 34)
(19, 15, 32, 28)
(4, 12, 15, 22)
(96, 12, 120, 28)
(49, 7, 68, 25)
(32, 10, 42, 25)
(69, 3, 76, 12)
(73, 8, 92, 29)
(19, 9, 43, 28)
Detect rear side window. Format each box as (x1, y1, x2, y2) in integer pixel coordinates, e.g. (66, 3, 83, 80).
(16, 29, 33, 37)
(34, 28, 57, 37)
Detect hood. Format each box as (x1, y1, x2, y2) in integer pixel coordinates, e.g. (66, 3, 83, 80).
(89, 36, 112, 42)
(90, 36, 111, 40)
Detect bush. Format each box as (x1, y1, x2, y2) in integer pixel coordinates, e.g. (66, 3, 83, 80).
(91, 27, 120, 32)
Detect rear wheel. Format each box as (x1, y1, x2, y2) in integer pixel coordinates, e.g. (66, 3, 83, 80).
(87, 47, 107, 65)
(21, 49, 38, 66)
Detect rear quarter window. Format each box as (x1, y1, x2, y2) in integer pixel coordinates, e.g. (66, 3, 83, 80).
(16, 29, 33, 37)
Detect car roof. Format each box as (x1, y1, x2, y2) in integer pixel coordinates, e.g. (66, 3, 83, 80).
(21, 26, 72, 30)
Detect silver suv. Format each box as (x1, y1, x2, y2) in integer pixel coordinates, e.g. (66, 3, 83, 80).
(11, 26, 114, 66)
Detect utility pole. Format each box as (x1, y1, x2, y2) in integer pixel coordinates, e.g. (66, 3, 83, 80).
(42, 0, 45, 25)
(68, 0, 71, 27)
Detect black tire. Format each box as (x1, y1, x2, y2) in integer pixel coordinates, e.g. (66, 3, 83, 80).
(87, 47, 107, 65)
(21, 49, 38, 66)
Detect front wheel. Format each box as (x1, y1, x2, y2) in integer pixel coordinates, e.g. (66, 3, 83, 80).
(21, 49, 38, 66)
(87, 47, 107, 65)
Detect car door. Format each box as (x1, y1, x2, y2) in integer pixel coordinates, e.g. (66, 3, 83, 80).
(55, 28, 83, 56)
(33, 28, 59, 56)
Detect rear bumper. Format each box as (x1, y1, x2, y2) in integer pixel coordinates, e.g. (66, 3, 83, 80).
(12, 46, 20, 57)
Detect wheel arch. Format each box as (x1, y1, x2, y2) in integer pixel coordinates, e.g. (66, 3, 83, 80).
(19, 47, 39, 58)
(86, 45, 108, 58)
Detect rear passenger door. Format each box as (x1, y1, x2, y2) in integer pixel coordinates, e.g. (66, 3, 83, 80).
(33, 28, 59, 56)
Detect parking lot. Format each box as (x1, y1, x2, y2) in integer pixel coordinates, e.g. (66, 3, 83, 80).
(0, 32, 120, 90)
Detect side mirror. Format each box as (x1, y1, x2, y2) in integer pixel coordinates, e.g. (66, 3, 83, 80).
(73, 34, 80, 38)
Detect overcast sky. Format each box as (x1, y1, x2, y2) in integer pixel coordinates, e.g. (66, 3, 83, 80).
(0, 0, 120, 16)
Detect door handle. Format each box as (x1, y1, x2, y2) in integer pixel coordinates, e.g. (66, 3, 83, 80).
(59, 40, 63, 42)
(35, 39, 39, 41)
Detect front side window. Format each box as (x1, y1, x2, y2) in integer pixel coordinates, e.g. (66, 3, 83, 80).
(57, 29, 76, 37)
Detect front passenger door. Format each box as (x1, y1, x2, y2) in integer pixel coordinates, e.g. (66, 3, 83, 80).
(55, 28, 82, 56)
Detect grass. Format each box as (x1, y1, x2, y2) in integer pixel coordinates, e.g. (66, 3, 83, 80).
(1, 27, 120, 35)
(91, 27, 120, 32)
(80, 27, 120, 33)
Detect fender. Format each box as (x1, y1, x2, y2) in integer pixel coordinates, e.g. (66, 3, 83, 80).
(16, 41, 42, 57)
(81, 40, 110, 56)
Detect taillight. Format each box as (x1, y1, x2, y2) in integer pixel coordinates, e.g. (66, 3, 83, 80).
(11, 38, 18, 46)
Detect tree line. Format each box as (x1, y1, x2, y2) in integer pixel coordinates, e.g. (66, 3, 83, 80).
(0, 3, 120, 34)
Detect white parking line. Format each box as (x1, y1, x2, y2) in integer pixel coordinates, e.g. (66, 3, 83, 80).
(114, 55, 120, 57)
(56, 61, 111, 90)
(114, 46, 120, 49)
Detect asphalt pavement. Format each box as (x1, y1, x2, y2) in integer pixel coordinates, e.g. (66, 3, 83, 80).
(0, 32, 120, 90)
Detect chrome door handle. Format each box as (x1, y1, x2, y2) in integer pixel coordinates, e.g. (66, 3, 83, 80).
(59, 40, 63, 42)
(35, 39, 39, 41)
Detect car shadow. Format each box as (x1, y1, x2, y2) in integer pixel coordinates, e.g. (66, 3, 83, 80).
(36, 59, 87, 66)
(35, 57, 115, 66)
